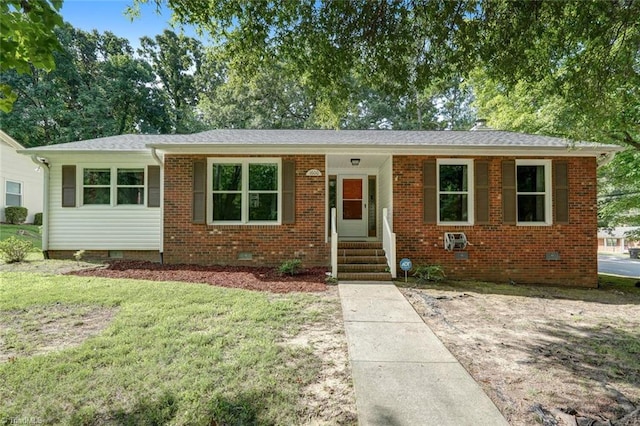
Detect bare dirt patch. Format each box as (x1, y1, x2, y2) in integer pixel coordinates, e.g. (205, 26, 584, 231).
(67, 260, 329, 293)
(283, 288, 358, 425)
(0, 304, 117, 363)
(0, 258, 101, 275)
(401, 284, 640, 425)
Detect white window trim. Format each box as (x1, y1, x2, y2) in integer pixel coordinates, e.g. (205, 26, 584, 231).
(437, 159, 474, 226)
(5, 180, 23, 207)
(516, 159, 552, 226)
(79, 165, 150, 208)
(207, 158, 282, 225)
(116, 168, 146, 206)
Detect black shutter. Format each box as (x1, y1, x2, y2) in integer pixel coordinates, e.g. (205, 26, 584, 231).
(475, 160, 490, 224)
(282, 160, 295, 224)
(147, 165, 161, 208)
(192, 160, 206, 223)
(423, 160, 437, 224)
(502, 160, 516, 224)
(62, 165, 76, 207)
(554, 161, 569, 224)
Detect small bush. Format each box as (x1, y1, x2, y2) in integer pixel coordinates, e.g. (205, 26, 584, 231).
(33, 212, 43, 226)
(278, 259, 302, 276)
(413, 264, 446, 283)
(5, 206, 28, 224)
(0, 236, 34, 263)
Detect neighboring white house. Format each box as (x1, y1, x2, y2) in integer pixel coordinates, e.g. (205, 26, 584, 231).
(0, 130, 43, 223)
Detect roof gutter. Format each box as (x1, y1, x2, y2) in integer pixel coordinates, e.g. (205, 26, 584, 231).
(150, 147, 164, 167)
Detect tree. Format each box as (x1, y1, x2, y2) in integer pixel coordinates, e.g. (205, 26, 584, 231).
(138, 30, 205, 133)
(0, 0, 63, 112)
(0, 24, 165, 146)
(137, 0, 639, 145)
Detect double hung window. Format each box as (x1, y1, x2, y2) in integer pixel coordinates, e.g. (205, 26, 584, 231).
(5, 180, 22, 207)
(209, 159, 280, 224)
(82, 167, 147, 206)
(437, 159, 473, 225)
(516, 160, 551, 225)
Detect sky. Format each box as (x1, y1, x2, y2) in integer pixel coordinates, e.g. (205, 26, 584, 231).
(60, 0, 205, 49)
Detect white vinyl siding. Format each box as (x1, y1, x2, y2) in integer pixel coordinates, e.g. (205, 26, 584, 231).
(1, 141, 43, 223)
(47, 155, 160, 250)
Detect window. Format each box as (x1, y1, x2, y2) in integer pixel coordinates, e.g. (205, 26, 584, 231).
(437, 159, 473, 224)
(5, 180, 22, 206)
(117, 169, 144, 205)
(209, 159, 280, 224)
(83, 168, 111, 205)
(80, 166, 155, 206)
(516, 160, 551, 224)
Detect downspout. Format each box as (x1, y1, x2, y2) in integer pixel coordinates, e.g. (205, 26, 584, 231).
(30, 156, 50, 257)
(151, 148, 164, 263)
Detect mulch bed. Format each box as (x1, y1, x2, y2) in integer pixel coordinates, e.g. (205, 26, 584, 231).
(66, 260, 330, 293)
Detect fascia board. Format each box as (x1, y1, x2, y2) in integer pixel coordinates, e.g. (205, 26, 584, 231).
(151, 144, 620, 157)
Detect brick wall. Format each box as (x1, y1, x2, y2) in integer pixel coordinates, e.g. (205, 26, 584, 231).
(393, 156, 598, 287)
(163, 154, 329, 267)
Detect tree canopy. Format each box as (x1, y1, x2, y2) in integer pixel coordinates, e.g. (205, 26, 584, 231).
(0, 0, 63, 112)
(138, 0, 639, 146)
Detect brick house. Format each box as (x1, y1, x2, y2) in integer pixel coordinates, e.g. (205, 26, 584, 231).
(22, 129, 621, 287)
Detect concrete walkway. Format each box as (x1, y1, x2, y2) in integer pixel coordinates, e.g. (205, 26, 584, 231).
(339, 282, 508, 426)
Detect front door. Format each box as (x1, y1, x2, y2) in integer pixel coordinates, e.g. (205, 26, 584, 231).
(337, 175, 368, 237)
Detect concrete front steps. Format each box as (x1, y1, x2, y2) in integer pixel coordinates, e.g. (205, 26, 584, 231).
(337, 241, 392, 281)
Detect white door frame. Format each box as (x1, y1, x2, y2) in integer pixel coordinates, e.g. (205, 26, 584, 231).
(337, 174, 368, 237)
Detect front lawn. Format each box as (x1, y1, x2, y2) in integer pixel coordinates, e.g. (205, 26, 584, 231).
(0, 223, 42, 250)
(0, 272, 348, 425)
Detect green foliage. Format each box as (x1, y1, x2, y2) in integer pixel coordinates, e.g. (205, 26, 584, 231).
(0, 272, 329, 424)
(412, 264, 446, 283)
(0, 24, 176, 147)
(33, 212, 42, 226)
(73, 250, 85, 262)
(139, 0, 638, 139)
(138, 30, 205, 134)
(278, 259, 302, 276)
(0, 236, 34, 263)
(4, 206, 27, 224)
(0, 0, 63, 112)
(0, 224, 42, 250)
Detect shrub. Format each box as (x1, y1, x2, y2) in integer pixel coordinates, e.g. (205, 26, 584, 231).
(5, 206, 28, 224)
(412, 264, 446, 283)
(278, 259, 302, 276)
(0, 236, 34, 263)
(33, 212, 43, 226)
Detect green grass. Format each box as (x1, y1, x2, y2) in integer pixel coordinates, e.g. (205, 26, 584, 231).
(0, 223, 42, 250)
(0, 272, 334, 425)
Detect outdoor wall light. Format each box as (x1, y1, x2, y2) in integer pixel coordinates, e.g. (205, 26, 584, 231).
(351, 158, 360, 166)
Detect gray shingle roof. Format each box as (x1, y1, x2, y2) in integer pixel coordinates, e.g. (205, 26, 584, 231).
(20, 129, 618, 153)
